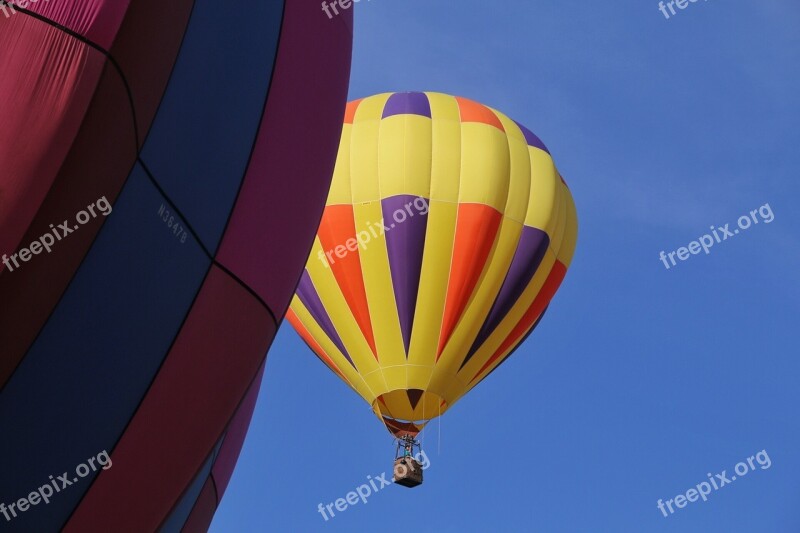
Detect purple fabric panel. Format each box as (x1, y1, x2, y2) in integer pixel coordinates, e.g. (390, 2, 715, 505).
(513, 120, 550, 154)
(462, 226, 550, 367)
(407, 389, 424, 410)
(382, 92, 431, 119)
(296, 270, 355, 367)
(479, 306, 549, 382)
(211, 362, 265, 502)
(215, 0, 352, 315)
(382, 195, 429, 354)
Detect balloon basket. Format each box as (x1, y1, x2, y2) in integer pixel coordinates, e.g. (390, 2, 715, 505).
(393, 457, 423, 488)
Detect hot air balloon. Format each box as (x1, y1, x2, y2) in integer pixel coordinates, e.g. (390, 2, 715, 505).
(288, 92, 578, 483)
(0, 1, 352, 530)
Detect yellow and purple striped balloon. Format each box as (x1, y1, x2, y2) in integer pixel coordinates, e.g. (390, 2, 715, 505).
(288, 92, 578, 437)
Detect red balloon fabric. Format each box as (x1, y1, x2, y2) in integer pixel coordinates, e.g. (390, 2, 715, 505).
(0, 1, 352, 531)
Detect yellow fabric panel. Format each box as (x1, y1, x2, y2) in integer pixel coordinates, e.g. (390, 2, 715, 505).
(547, 182, 568, 261)
(372, 390, 446, 426)
(422, 373, 450, 403)
(458, 123, 510, 210)
(349, 93, 391, 204)
(362, 368, 390, 397)
(379, 390, 447, 422)
(461, 325, 532, 399)
(549, 173, 577, 265)
(352, 201, 406, 368)
(381, 365, 408, 392)
(488, 106, 526, 145)
(378, 114, 432, 199)
(493, 112, 532, 224)
(405, 364, 434, 391)
(380, 390, 409, 421)
(327, 124, 353, 205)
(406, 199, 457, 369)
(457, 187, 576, 395)
(411, 392, 444, 422)
(524, 147, 559, 233)
(557, 180, 579, 267)
(428, 216, 523, 390)
(306, 237, 382, 377)
(426, 92, 462, 203)
(455, 248, 559, 384)
(461, 184, 574, 392)
(289, 92, 580, 433)
(439, 369, 468, 406)
(289, 294, 375, 403)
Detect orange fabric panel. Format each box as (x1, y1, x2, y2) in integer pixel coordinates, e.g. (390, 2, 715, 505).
(437, 204, 502, 358)
(287, 309, 347, 381)
(317, 205, 378, 358)
(344, 98, 363, 124)
(455, 96, 505, 132)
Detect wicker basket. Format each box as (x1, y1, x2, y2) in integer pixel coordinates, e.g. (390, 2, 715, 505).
(393, 457, 423, 487)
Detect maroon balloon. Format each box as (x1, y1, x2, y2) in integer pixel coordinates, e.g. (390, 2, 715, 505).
(0, 0, 352, 531)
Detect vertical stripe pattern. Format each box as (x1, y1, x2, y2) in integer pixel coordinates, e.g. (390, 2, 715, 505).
(289, 92, 578, 437)
(0, 1, 353, 530)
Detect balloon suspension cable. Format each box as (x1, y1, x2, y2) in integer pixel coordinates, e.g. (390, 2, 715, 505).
(392, 435, 425, 488)
(421, 387, 426, 451)
(395, 435, 422, 460)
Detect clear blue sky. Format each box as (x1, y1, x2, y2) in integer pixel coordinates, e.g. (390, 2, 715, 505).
(212, 1, 800, 531)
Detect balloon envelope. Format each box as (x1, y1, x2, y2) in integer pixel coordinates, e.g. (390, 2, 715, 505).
(0, 1, 352, 530)
(289, 92, 578, 437)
